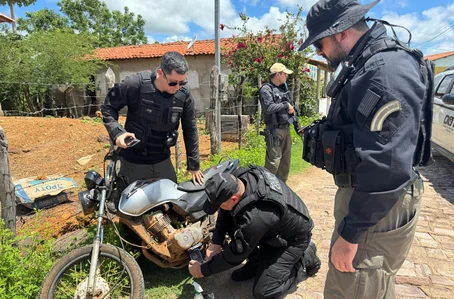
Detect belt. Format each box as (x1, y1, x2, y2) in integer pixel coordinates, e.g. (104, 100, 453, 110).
(266, 124, 289, 130)
(334, 173, 357, 188)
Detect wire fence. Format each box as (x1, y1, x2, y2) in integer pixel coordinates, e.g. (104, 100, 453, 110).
(0, 99, 261, 232)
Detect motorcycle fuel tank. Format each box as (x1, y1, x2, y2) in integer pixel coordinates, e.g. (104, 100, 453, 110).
(118, 179, 187, 216)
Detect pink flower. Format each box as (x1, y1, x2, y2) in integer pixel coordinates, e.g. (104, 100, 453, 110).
(258, 36, 263, 42)
(288, 42, 294, 50)
(277, 53, 283, 58)
(250, 67, 255, 71)
(254, 58, 262, 63)
(237, 42, 247, 49)
(301, 67, 310, 73)
(220, 24, 225, 30)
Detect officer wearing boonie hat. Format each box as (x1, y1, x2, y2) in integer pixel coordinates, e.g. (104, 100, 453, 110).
(259, 62, 296, 183)
(188, 167, 321, 299)
(299, 0, 427, 298)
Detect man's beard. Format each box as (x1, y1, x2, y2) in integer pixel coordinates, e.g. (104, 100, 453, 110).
(326, 38, 347, 72)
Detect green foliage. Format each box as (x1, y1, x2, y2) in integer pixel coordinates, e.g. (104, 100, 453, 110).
(0, 216, 56, 299)
(221, 7, 320, 118)
(16, 0, 147, 47)
(0, 30, 104, 112)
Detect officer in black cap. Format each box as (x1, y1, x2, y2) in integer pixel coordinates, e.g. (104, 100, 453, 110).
(102, 51, 204, 186)
(299, 0, 430, 298)
(188, 167, 321, 299)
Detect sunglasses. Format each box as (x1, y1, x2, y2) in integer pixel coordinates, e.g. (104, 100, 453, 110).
(313, 40, 323, 51)
(163, 72, 188, 87)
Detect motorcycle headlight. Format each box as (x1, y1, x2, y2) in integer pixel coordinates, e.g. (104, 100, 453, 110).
(84, 170, 104, 190)
(78, 190, 98, 215)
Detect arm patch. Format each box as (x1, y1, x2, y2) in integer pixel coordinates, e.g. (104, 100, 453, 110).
(356, 81, 411, 145)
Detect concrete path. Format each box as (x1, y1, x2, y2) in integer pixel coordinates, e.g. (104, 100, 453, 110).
(200, 153, 454, 299)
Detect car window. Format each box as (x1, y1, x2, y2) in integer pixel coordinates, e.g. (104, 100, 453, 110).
(434, 73, 444, 90)
(435, 74, 454, 97)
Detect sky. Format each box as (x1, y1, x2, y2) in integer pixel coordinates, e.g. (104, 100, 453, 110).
(1, 0, 454, 56)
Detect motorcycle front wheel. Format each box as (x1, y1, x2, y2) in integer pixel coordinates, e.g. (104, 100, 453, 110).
(39, 244, 144, 299)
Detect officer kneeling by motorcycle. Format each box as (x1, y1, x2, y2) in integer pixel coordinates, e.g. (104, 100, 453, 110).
(188, 165, 321, 299)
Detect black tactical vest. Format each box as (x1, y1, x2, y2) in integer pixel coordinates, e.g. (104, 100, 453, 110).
(259, 83, 292, 127)
(327, 38, 434, 170)
(124, 71, 188, 155)
(231, 165, 313, 232)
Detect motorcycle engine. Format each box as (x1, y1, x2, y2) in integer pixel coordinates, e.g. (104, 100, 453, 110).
(143, 211, 203, 251)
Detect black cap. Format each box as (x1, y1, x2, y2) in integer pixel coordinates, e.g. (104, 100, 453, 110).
(298, 0, 379, 51)
(203, 173, 239, 215)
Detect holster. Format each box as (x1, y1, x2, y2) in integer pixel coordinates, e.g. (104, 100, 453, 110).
(302, 120, 329, 169)
(321, 130, 344, 174)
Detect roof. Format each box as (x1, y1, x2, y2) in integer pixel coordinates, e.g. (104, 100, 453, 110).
(94, 38, 235, 61)
(0, 13, 14, 24)
(308, 58, 329, 71)
(425, 51, 454, 61)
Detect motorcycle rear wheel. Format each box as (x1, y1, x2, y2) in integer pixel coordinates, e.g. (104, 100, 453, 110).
(39, 244, 144, 299)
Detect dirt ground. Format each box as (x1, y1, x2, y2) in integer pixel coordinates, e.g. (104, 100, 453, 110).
(1, 116, 236, 236)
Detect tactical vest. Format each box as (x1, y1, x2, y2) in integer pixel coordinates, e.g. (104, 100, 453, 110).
(231, 165, 312, 231)
(259, 83, 292, 127)
(124, 71, 188, 155)
(303, 38, 435, 182)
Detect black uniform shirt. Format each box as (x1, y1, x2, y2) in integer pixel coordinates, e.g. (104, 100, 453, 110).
(200, 172, 281, 277)
(101, 70, 200, 169)
(332, 23, 426, 243)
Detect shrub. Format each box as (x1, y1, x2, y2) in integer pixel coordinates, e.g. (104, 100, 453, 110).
(0, 215, 56, 299)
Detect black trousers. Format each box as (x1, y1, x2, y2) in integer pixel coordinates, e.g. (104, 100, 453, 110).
(252, 238, 310, 299)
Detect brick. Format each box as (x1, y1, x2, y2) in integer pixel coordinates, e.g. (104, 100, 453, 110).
(429, 275, 454, 286)
(397, 268, 417, 277)
(396, 276, 431, 286)
(433, 228, 454, 237)
(395, 285, 426, 297)
(420, 285, 454, 298)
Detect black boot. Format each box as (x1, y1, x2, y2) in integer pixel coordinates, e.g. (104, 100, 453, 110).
(302, 241, 321, 277)
(231, 260, 258, 282)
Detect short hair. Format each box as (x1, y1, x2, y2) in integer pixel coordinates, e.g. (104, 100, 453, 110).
(160, 51, 189, 75)
(350, 19, 369, 32)
(269, 73, 277, 81)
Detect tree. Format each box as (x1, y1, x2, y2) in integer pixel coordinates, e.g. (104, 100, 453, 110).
(16, 0, 147, 47)
(0, 30, 104, 113)
(221, 6, 317, 116)
(17, 8, 70, 34)
(0, 0, 36, 33)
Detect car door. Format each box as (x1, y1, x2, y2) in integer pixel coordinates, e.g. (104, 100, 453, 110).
(433, 74, 454, 150)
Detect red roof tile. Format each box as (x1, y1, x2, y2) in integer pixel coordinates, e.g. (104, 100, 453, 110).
(94, 38, 236, 61)
(425, 51, 454, 61)
(0, 13, 14, 24)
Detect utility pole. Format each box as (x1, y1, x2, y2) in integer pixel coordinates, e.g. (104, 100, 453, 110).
(214, 0, 222, 151)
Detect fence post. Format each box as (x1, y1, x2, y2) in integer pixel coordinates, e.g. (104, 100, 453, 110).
(0, 127, 16, 235)
(175, 121, 181, 171)
(256, 75, 262, 135)
(209, 66, 221, 154)
(237, 76, 245, 149)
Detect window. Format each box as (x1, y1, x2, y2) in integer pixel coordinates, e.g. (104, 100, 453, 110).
(435, 74, 454, 97)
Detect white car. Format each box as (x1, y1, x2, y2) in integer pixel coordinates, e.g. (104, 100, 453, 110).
(432, 70, 454, 162)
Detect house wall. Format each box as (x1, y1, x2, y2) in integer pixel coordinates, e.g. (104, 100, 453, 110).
(434, 56, 454, 74)
(95, 55, 225, 113)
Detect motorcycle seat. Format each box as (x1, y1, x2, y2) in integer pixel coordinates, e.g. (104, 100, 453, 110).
(177, 159, 239, 192)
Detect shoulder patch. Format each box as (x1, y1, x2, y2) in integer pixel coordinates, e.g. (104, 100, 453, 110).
(370, 100, 401, 131)
(262, 169, 282, 194)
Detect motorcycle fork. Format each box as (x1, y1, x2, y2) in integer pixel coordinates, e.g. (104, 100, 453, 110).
(87, 188, 107, 295)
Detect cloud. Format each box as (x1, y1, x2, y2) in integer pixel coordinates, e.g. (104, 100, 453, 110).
(381, 2, 454, 54)
(146, 35, 156, 44)
(277, 0, 318, 10)
(220, 6, 290, 38)
(397, 0, 408, 8)
(102, 0, 237, 35)
(163, 35, 192, 43)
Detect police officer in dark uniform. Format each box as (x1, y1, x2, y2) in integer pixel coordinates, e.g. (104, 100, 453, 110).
(188, 167, 321, 299)
(259, 63, 295, 183)
(101, 51, 204, 186)
(299, 0, 432, 298)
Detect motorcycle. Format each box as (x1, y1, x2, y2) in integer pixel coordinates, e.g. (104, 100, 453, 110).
(39, 139, 239, 298)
